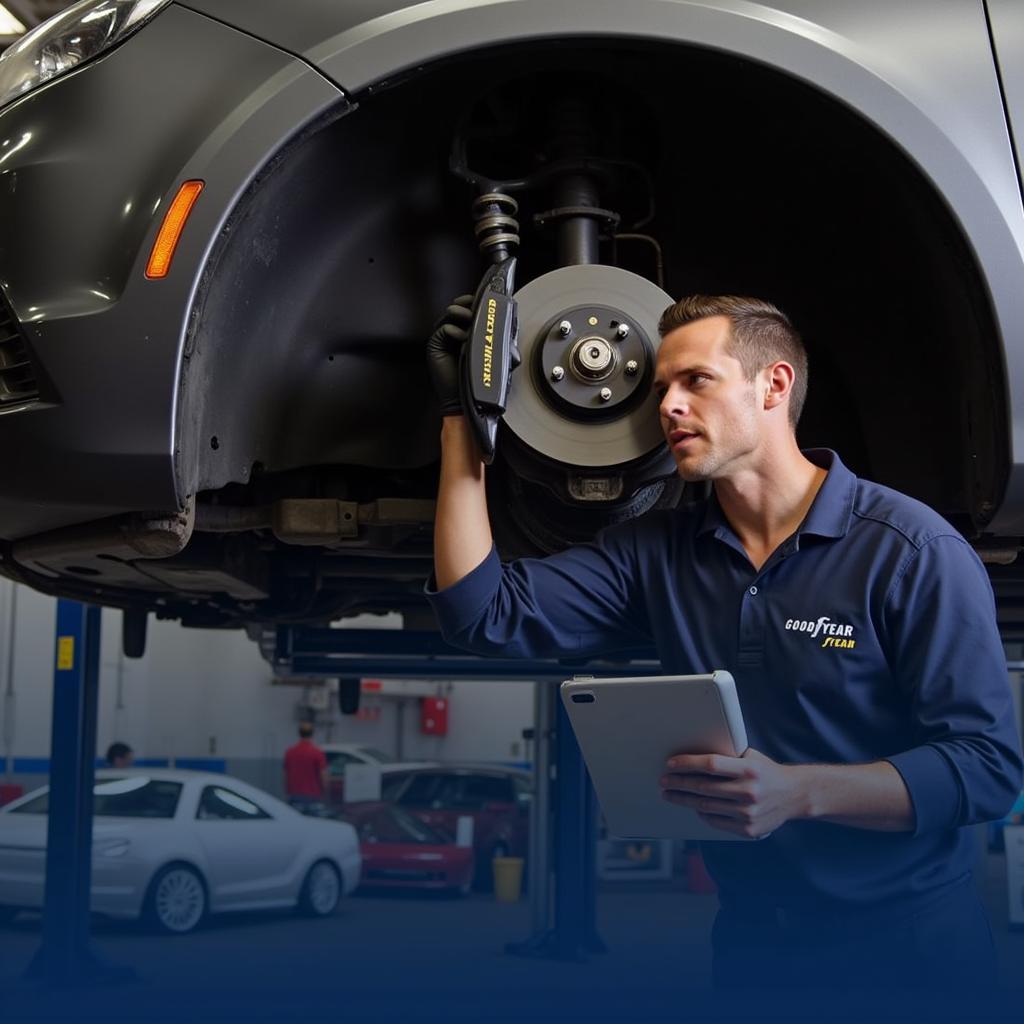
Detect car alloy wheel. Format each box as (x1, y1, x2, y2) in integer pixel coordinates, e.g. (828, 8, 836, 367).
(148, 864, 206, 935)
(299, 860, 341, 917)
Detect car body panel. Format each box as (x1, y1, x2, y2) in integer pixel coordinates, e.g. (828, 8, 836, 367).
(384, 766, 531, 867)
(2, 0, 1024, 622)
(0, 769, 360, 919)
(0, 3, 345, 539)
(340, 801, 474, 892)
(987, 0, 1024, 529)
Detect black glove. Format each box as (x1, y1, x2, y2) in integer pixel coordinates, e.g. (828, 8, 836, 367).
(426, 294, 474, 417)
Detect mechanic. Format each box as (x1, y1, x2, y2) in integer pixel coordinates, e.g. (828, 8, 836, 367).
(105, 741, 134, 769)
(283, 721, 329, 814)
(425, 294, 1024, 991)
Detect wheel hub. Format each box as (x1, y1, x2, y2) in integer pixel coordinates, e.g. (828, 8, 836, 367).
(504, 264, 672, 468)
(537, 303, 652, 418)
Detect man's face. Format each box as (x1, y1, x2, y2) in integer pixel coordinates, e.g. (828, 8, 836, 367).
(653, 316, 765, 482)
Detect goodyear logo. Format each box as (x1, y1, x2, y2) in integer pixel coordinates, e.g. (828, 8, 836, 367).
(482, 298, 495, 388)
(784, 616, 856, 650)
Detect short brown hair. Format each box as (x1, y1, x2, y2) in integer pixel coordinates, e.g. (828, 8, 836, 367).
(298, 722, 314, 738)
(658, 295, 808, 427)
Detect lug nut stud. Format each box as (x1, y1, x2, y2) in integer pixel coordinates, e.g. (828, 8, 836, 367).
(558, 320, 572, 336)
(551, 366, 565, 381)
(616, 323, 630, 339)
(599, 387, 612, 402)
(625, 360, 639, 376)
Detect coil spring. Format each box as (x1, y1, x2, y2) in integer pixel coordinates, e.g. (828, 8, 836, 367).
(472, 192, 519, 261)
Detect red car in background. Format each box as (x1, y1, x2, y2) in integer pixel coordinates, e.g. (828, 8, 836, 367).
(381, 767, 531, 891)
(339, 802, 474, 896)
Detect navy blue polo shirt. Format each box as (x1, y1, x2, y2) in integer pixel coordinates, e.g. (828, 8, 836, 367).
(427, 449, 1024, 910)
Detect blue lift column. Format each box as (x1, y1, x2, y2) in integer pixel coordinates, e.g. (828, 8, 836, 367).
(551, 695, 606, 960)
(27, 600, 124, 985)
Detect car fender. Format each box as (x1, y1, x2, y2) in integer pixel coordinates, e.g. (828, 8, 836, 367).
(0, 3, 346, 534)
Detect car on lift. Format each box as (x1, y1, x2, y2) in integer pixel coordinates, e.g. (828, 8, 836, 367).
(381, 765, 531, 890)
(0, 769, 362, 934)
(2, 1, 1024, 644)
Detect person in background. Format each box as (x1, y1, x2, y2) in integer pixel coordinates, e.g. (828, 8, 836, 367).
(283, 721, 328, 814)
(105, 741, 134, 768)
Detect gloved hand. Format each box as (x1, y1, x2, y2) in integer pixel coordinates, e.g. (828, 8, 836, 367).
(426, 294, 474, 417)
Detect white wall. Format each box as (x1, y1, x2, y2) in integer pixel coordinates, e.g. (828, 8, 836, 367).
(0, 581, 535, 776)
(1, 580, 57, 764)
(322, 679, 534, 764)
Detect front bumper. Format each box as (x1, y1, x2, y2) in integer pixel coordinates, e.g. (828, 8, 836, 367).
(0, 3, 343, 542)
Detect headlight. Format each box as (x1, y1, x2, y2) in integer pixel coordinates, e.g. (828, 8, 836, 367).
(0, 0, 171, 112)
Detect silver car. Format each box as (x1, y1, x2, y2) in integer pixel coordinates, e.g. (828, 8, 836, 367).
(1, 2, 1023, 637)
(0, 769, 362, 934)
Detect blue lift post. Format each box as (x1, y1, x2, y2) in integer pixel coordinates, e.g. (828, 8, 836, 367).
(551, 696, 606, 960)
(277, 625, 657, 961)
(26, 600, 129, 986)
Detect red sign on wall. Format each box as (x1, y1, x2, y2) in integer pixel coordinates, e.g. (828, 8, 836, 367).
(420, 697, 448, 736)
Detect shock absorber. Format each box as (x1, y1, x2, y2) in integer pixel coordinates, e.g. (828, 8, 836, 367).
(472, 192, 520, 264)
(460, 191, 521, 462)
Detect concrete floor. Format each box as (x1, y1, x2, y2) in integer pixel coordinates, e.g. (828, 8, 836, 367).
(0, 852, 1021, 1023)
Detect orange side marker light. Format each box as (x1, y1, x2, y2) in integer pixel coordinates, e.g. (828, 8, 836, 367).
(145, 180, 204, 279)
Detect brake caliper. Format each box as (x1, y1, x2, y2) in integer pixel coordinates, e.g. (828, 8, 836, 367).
(461, 247, 520, 463)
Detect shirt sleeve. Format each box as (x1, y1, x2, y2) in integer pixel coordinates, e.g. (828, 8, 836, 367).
(425, 523, 652, 660)
(881, 534, 1023, 836)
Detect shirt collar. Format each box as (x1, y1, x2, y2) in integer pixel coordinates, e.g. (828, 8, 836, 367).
(696, 448, 855, 544)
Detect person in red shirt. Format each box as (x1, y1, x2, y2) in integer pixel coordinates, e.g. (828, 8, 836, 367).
(283, 722, 328, 814)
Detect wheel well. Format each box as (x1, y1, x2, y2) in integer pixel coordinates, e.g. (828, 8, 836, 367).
(181, 37, 1004, 537)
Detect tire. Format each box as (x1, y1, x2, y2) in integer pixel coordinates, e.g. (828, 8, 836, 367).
(143, 864, 207, 935)
(297, 860, 341, 917)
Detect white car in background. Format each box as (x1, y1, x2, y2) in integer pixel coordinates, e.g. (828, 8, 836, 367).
(0, 769, 361, 935)
(321, 743, 435, 804)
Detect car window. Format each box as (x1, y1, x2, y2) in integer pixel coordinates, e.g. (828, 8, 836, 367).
(196, 785, 271, 821)
(395, 774, 444, 807)
(453, 775, 515, 808)
(357, 747, 395, 764)
(325, 751, 361, 776)
(7, 792, 49, 814)
(390, 806, 447, 842)
(380, 772, 409, 801)
(5, 779, 183, 818)
(93, 778, 182, 818)
(435, 776, 468, 807)
(353, 807, 446, 844)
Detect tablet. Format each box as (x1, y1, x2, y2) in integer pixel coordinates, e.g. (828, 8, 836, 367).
(560, 672, 752, 842)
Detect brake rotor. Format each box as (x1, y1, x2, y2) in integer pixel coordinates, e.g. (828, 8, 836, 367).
(504, 264, 673, 467)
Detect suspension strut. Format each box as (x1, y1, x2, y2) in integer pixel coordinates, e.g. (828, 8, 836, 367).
(460, 192, 521, 463)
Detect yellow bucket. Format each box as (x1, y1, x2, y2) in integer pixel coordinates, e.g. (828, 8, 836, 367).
(492, 856, 524, 902)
